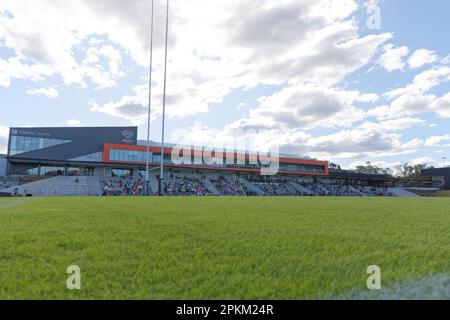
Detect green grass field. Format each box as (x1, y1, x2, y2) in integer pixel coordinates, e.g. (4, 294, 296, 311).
(0, 197, 449, 300)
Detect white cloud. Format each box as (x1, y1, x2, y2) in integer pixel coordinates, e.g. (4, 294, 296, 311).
(0, 57, 53, 87)
(389, 93, 436, 117)
(349, 159, 400, 171)
(79, 45, 125, 89)
(385, 66, 450, 99)
(225, 85, 375, 133)
(175, 122, 420, 161)
(366, 105, 391, 119)
(425, 134, 450, 147)
(368, 90, 450, 121)
(430, 92, 450, 118)
(2, 0, 391, 121)
(90, 84, 151, 123)
(26, 87, 59, 99)
(359, 117, 427, 131)
(1, 0, 446, 166)
(0, 1, 127, 89)
(301, 128, 402, 159)
(294, 128, 421, 160)
(65, 119, 81, 127)
(408, 49, 438, 69)
(0, 125, 9, 154)
(409, 156, 436, 166)
(0, 125, 8, 138)
(377, 44, 409, 72)
(402, 138, 424, 149)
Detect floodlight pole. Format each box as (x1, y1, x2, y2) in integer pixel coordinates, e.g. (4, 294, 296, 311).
(145, 0, 155, 196)
(159, 0, 170, 196)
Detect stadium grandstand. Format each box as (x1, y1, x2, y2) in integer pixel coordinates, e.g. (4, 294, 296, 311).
(0, 126, 421, 197)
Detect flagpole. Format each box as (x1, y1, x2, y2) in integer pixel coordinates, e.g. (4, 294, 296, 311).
(145, 0, 155, 196)
(159, 0, 170, 196)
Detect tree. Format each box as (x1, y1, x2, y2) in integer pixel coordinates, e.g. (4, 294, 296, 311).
(355, 162, 392, 176)
(329, 162, 342, 170)
(395, 162, 429, 180)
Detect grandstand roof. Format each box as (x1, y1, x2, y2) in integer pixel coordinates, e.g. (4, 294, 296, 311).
(329, 169, 394, 181)
(422, 167, 450, 176)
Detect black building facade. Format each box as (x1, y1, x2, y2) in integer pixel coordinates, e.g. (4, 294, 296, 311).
(422, 167, 450, 190)
(6, 127, 137, 176)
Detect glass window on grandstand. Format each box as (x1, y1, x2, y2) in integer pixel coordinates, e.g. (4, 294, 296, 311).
(112, 169, 132, 178)
(21, 166, 66, 177)
(153, 154, 162, 164)
(9, 135, 72, 156)
(67, 167, 81, 176)
(109, 149, 153, 163)
(279, 163, 325, 174)
(432, 176, 446, 189)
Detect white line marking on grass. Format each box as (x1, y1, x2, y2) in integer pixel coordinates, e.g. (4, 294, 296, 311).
(334, 274, 450, 300)
(0, 199, 30, 209)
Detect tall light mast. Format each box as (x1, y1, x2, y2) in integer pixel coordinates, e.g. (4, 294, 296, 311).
(159, 0, 170, 196)
(145, 0, 155, 196)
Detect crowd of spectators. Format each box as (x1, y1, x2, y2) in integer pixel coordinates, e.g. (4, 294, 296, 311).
(244, 178, 392, 197)
(12, 171, 393, 197)
(101, 178, 145, 196)
(296, 181, 393, 197)
(211, 177, 246, 196)
(164, 176, 210, 196)
(97, 177, 395, 197)
(255, 182, 295, 196)
(303, 183, 362, 196)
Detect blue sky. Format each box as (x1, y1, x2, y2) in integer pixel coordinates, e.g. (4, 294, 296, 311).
(1, 0, 449, 169)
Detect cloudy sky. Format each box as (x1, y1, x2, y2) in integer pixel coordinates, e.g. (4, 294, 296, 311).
(1, 0, 449, 169)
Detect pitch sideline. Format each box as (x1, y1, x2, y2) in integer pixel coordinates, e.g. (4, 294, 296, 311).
(0, 199, 31, 209)
(333, 274, 450, 300)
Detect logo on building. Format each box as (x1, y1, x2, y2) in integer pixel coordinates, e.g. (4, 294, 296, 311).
(122, 129, 134, 140)
(11, 129, 18, 135)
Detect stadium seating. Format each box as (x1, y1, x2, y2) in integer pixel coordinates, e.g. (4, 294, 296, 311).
(0, 178, 19, 190)
(0, 174, 415, 197)
(302, 183, 362, 196)
(238, 177, 263, 196)
(0, 176, 47, 190)
(101, 178, 145, 196)
(254, 182, 296, 196)
(210, 177, 247, 196)
(0, 176, 102, 197)
(386, 187, 417, 197)
(163, 176, 210, 196)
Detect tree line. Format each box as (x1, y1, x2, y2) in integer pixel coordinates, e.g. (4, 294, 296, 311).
(329, 161, 434, 180)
